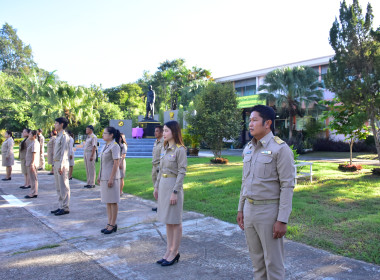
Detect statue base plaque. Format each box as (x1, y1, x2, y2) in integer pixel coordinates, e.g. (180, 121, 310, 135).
(138, 119, 161, 138)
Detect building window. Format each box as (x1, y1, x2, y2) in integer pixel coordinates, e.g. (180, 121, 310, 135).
(235, 85, 256, 97)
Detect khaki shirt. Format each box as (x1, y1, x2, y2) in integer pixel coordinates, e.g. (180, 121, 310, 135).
(120, 143, 127, 156)
(152, 137, 164, 165)
(84, 133, 97, 153)
(53, 130, 70, 168)
(98, 142, 121, 181)
(47, 136, 56, 157)
(238, 132, 295, 223)
(69, 136, 74, 156)
(39, 134, 45, 154)
(25, 140, 40, 167)
(19, 138, 32, 160)
(1, 138, 14, 158)
(155, 144, 187, 192)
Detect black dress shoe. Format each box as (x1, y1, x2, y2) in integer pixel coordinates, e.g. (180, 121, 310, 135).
(103, 224, 117, 234)
(161, 253, 180, 266)
(2, 178, 11, 181)
(48, 172, 54, 175)
(55, 209, 70, 216)
(24, 195, 38, 199)
(69, 177, 72, 180)
(20, 185, 31, 189)
(51, 208, 61, 214)
(156, 258, 166, 264)
(101, 224, 111, 233)
(152, 207, 157, 212)
(37, 168, 43, 171)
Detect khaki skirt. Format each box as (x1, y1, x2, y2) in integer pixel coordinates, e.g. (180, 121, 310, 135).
(69, 155, 75, 167)
(21, 159, 27, 175)
(120, 160, 126, 178)
(2, 153, 14, 167)
(100, 179, 120, 203)
(157, 177, 183, 224)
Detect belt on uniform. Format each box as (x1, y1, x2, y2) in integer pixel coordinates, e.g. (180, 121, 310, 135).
(246, 198, 279, 205)
(162, 173, 177, 178)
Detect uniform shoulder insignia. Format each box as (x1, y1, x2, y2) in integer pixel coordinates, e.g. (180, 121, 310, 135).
(274, 136, 284, 144)
(176, 144, 183, 148)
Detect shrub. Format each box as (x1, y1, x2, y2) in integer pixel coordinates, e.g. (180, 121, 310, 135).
(210, 157, 229, 164)
(338, 164, 363, 172)
(313, 138, 376, 153)
(372, 168, 380, 176)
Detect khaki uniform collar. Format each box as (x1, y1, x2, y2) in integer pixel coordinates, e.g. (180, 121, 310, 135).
(252, 131, 273, 149)
(156, 137, 163, 143)
(58, 130, 65, 137)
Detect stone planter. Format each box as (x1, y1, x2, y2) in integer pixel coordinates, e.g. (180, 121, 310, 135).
(188, 148, 199, 156)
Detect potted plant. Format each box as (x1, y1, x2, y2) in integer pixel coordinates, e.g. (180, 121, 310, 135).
(188, 134, 201, 156)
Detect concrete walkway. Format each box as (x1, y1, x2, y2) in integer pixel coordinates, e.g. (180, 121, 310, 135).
(1, 160, 379, 280)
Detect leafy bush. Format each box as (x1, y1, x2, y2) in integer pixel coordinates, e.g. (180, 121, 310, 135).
(372, 168, 380, 176)
(338, 164, 363, 172)
(313, 138, 376, 153)
(210, 157, 229, 164)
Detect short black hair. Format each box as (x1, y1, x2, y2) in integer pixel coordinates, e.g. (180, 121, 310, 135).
(251, 105, 275, 132)
(87, 125, 94, 131)
(55, 117, 69, 129)
(155, 125, 163, 133)
(37, 128, 43, 133)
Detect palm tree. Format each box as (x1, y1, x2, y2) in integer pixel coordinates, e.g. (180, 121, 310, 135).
(258, 66, 324, 139)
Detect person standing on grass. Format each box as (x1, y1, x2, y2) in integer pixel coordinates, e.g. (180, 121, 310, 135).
(51, 117, 71, 216)
(83, 125, 97, 188)
(67, 131, 75, 180)
(236, 105, 295, 280)
(153, 121, 187, 267)
(47, 130, 57, 175)
(24, 130, 40, 199)
(118, 133, 127, 196)
(37, 128, 45, 171)
(151, 125, 164, 212)
(1, 130, 14, 181)
(98, 127, 121, 234)
(19, 128, 32, 189)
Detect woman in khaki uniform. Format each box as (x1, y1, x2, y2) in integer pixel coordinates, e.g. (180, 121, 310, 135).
(119, 133, 127, 195)
(47, 130, 57, 175)
(97, 127, 121, 234)
(1, 131, 15, 181)
(68, 131, 75, 180)
(19, 128, 31, 188)
(25, 130, 40, 199)
(153, 121, 187, 266)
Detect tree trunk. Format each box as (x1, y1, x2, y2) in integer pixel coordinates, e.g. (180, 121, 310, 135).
(288, 113, 293, 140)
(349, 138, 353, 166)
(369, 113, 380, 164)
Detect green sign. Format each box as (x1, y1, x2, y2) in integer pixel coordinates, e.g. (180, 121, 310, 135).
(237, 95, 263, 108)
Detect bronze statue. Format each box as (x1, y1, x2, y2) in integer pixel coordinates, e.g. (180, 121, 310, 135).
(144, 85, 155, 119)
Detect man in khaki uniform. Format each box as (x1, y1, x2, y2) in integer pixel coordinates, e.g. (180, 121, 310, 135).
(37, 129, 45, 170)
(151, 125, 163, 212)
(83, 125, 97, 188)
(51, 117, 71, 216)
(237, 105, 295, 280)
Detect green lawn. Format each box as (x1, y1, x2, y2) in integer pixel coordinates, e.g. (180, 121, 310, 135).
(69, 157, 380, 264)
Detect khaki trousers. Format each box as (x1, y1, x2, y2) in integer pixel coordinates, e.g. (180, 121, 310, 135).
(27, 165, 38, 196)
(39, 151, 45, 169)
(151, 164, 159, 184)
(243, 202, 285, 280)
(54, 164, 70, 211)
(84, 152, 96, 185)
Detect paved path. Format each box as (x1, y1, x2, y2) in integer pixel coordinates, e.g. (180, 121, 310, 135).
(1, 160, 379, 280)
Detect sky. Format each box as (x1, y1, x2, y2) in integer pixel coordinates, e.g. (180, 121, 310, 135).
(1, 0, 379, 88)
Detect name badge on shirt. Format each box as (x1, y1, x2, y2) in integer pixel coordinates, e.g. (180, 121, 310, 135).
(246, 151, 252, 154)
(261, 150, 272, 155)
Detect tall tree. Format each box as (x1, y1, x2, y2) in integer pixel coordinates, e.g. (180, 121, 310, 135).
(258, 66, 324, 139)
(0, 23, 35, 76)
(187, 82, 241, 158)
(326, 0, 380, 162)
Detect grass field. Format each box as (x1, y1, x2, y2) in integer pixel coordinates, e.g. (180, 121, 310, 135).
(65, 157, 380, 264)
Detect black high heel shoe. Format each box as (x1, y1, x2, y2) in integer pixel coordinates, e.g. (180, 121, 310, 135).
(103, 224, 117, 234)
(156, 258, 166, 264)
(101, 224, 111, 233)
(161, 253, 180, 266)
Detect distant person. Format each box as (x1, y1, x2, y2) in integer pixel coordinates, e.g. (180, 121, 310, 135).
(144, 85, 155, 119)
(24, 130, 40, 199)
(47, 130, 57, 175)
(51, 117, 71, 216)
(236, 105, 295, 280)
(153, 121, 187, 266)
(83, 125, 97, 188)
(37, 128, 45, 171)
(97, 127, 121, 234)
(19, 128, 32, 189)
(119, 133, 127, 195)
(1, 130, 14, 181)
(151, 125, 164, 212)
(67, 131, 75, 180)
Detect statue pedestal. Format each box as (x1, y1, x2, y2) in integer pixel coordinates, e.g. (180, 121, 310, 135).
(138, 119, 161, 138)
